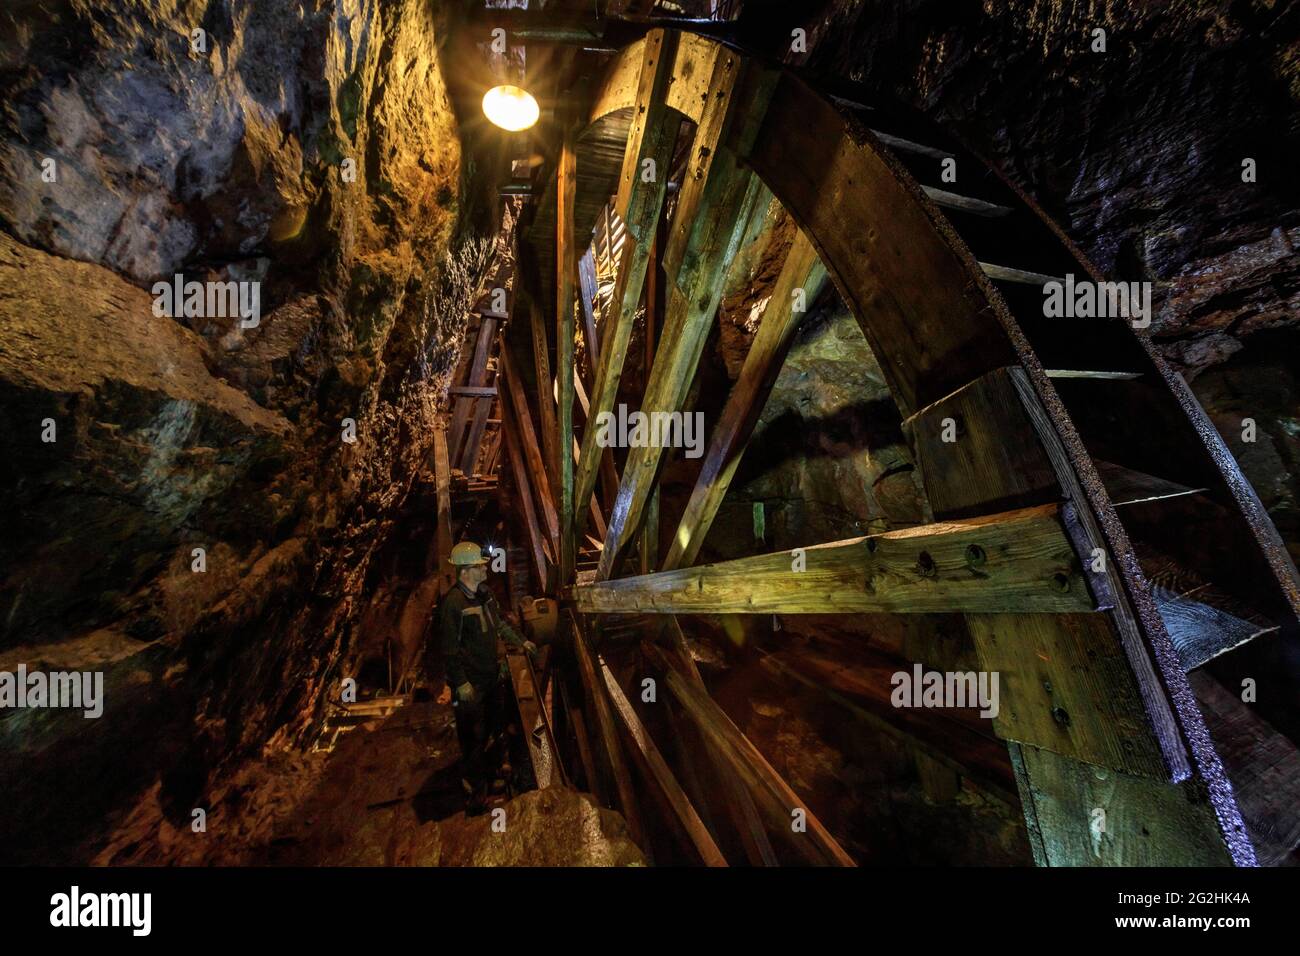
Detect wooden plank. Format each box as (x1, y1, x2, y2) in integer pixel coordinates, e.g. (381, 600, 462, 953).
(1190, 670, 1300, 866)
(449, 385, 498, 398)
(1093, 459, 1207, 507)
(501, 395, 550, 593)
(649, 647, 856, 866)
(639, 488, 659, 575)
(599, 656, 727, 866)
(663, 231, 826, 570)
(921, 185, 1012, 217)
(572, 432, 608, 541)
(569, 612, 649, 854)
(573, 29, 684, 541)
(578, 248, 601, 374)
(1009, 742, 1233, 866)
(905, 366, 1061, 520)
(966, 613, 1166, 778)
(557, 126, 578, 585)
(979, 262, 1064, 286)
(557, 677, 602, 802)
(1155, 586, 1276, 671)
(527, 292, 560, 497)
(499, 338, 561, 553)
(433, 424, 453, 591)
(597, 59, 769, 578)
(581, 504, 1094, 615)
(573, 365, 620, 517)
(505, 648, 565, 789)
(906, 367, 1180, 779)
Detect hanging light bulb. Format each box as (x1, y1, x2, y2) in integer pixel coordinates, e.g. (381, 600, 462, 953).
(482, 85, 540, 132)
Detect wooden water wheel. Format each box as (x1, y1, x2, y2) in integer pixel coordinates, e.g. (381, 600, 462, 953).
(485, 28, 1300, 866)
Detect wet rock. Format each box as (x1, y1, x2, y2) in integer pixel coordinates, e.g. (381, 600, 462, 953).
(0, 0, 492, 863)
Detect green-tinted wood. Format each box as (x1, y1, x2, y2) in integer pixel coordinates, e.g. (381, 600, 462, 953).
(582, 504, 1093, 615)
(663, 231, 826, 570)
(573, 29, 683, 541)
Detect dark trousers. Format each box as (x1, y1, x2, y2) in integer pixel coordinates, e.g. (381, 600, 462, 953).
(453, 679, 507, 790)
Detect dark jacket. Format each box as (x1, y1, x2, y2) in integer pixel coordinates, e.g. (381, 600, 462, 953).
(438, 582, 525, 690)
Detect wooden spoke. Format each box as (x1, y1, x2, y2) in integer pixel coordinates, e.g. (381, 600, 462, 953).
(596, 49, 772, 580)
(569, 612, 648, 855)
(526, 291, 560, 495)
(643, 642, 855, 866)
(432, 424, 453, 591)
(499, 338, 561, 553)
(598, 655, 727, 866)
(580, 503, 1094, 615)
(577, 248, 601, 375)
(573, 29, 684, 541)
(501, 394, 551, 593)
(572, 371, 618, 528)
(663, 230, 827, 571)
(557, 125, 577, 584)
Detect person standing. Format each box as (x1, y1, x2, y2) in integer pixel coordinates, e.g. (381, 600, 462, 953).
(437, 541, 535, 812)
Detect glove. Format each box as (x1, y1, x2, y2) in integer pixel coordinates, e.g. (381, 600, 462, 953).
(523, 640, 538, 658)
(455, 682, 477, 705)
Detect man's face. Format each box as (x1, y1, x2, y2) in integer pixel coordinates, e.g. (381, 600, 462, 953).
(461, 565, 488, 591)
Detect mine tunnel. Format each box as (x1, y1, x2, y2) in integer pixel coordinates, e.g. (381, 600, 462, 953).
(1, 0, 1299, 873)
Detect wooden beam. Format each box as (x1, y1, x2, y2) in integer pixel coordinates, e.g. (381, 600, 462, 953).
(573, 29, 683, 541)
(556, 676, 602, 802)
(596, 52, 769, 578)
(573, 367, 620, 520)
(432, 424, 453, 592)
(598, 656, 727, 866)
(527, 292, 560, 497)
(581, 504, 1094, 615)
(499, 337, 561, 555)
(647, 645, 856, 866)
(906, 367, 1175, 780)
(578, 248, 601, 375)
(505, 648, 565, 789)
(557, 125, 578, 585)
(663, 231, 826, 570)
(501, 395, 551, 593)
(449, 385, 498, 398)
(639, 488, 659, 574)
(658, 620, 778, 865)
(1009, 742, 1232, 865)
(569, 612, 648, 854)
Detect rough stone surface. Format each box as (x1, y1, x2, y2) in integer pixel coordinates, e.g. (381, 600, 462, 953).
(0, 0, 494, 863)
(90, 702, 645, 867)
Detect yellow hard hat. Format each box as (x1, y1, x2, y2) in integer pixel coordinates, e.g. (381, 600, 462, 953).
(450, 541, 487, 567)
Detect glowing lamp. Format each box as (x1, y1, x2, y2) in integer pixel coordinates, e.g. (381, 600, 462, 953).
(482, 85, 540, 132)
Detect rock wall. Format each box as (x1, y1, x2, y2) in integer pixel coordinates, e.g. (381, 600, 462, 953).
(0, 0, 492, 863)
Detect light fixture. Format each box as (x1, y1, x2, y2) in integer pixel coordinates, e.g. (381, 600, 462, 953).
(482, 85, 540, 132)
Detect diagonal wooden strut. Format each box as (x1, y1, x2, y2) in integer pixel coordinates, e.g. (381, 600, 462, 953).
(596, 50, 771, 580)
(663, 230, 827, 571)
(573, 29, 683, 543)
